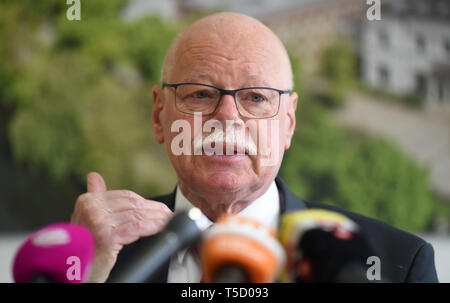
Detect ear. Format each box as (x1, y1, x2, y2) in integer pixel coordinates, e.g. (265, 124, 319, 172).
(284, 92, 298, 150)
(152, 85, 166, 144)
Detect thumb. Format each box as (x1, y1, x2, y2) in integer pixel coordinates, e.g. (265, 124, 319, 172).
(86, 172, 107, 193)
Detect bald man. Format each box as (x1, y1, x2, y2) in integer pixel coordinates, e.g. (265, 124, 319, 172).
(71, 12, 438, 283)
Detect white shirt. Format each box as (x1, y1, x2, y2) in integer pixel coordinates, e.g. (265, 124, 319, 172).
(167, 181, 280, 283)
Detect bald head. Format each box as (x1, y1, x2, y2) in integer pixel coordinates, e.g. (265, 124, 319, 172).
(161, 12, 293, 89)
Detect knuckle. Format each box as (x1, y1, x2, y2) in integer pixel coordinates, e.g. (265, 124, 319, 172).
(158, 202, 172, 214)
(130, 219, 145, 232)
(132, 209, 146, 222)
(149, 200, 171, 213)
(129, 196, 143, 209)
(122, 190, 137, 200)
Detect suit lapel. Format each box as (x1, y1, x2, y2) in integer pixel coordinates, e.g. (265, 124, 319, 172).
(146, 189, 177, 283)
(275, 176, 308, 214)
(159, 176, 307, 215)
(153, 188, 177, 212)
(153, 176, 307, 282)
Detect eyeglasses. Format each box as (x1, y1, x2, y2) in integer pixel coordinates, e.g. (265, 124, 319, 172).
(162, 82, 291, 119)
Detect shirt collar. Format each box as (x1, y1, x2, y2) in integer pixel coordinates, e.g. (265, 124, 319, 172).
(174, 180, 280, 230)
(173, 180, 280, 262)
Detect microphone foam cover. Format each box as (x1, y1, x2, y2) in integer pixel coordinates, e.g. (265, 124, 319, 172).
(12, 223, 94, 283)
(200, 215, 285, 283)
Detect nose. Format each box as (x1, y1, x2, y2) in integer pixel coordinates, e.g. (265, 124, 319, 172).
(213, 93, 242, 122)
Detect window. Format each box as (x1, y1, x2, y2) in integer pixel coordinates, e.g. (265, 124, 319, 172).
(437, 80, 444, 103)
(415, 74, 427, 96)
(378, 28, 389, 48)
(416, 34, 426, 53)
(378, 65, 390, 86)
(444, 38, 450, 57)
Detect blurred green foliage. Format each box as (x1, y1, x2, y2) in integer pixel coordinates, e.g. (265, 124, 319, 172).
(0, 0, 439, 232)
(282, 38, 435, 232)
(319, 37, 357, 107)
(1, 0, 179, 201)
(281, 69, 435, 232)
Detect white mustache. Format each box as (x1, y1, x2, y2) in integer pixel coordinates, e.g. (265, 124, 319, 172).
(193, 128, 257, 156)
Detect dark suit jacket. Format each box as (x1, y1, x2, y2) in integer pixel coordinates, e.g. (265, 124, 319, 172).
(108, 176, 439, 283)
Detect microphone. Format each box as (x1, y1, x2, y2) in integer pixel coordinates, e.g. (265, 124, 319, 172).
(200, 215, 285, 283)
(12, 223, 95, 283)
(109, 207, 203, 283)
(279, 209, 378, 283)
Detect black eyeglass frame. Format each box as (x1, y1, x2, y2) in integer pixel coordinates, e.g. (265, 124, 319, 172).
(162, 82, 292, 119)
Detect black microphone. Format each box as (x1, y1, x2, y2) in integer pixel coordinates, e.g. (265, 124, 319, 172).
(109, 208, 203, 283)
(279, 209, 382, 283)
(295, 228, 375, 282)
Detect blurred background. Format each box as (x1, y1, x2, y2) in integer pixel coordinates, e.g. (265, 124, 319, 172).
(0, 0, 449, 282)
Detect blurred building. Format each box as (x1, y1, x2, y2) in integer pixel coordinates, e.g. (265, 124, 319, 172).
(360, 0, 450, 108)
(121, 0, 383, 75)
(121, 0, 311, 22)
(121, 0, 180, 21)
(260, 0, 371, 74)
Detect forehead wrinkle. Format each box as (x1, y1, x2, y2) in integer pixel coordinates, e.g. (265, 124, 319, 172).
(176, 49, 280, 88)
(176, 40, 277, 73)
(176, 42, 239, 65)
(173, 27, 281, 73)
(182, 70, 216, 83)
